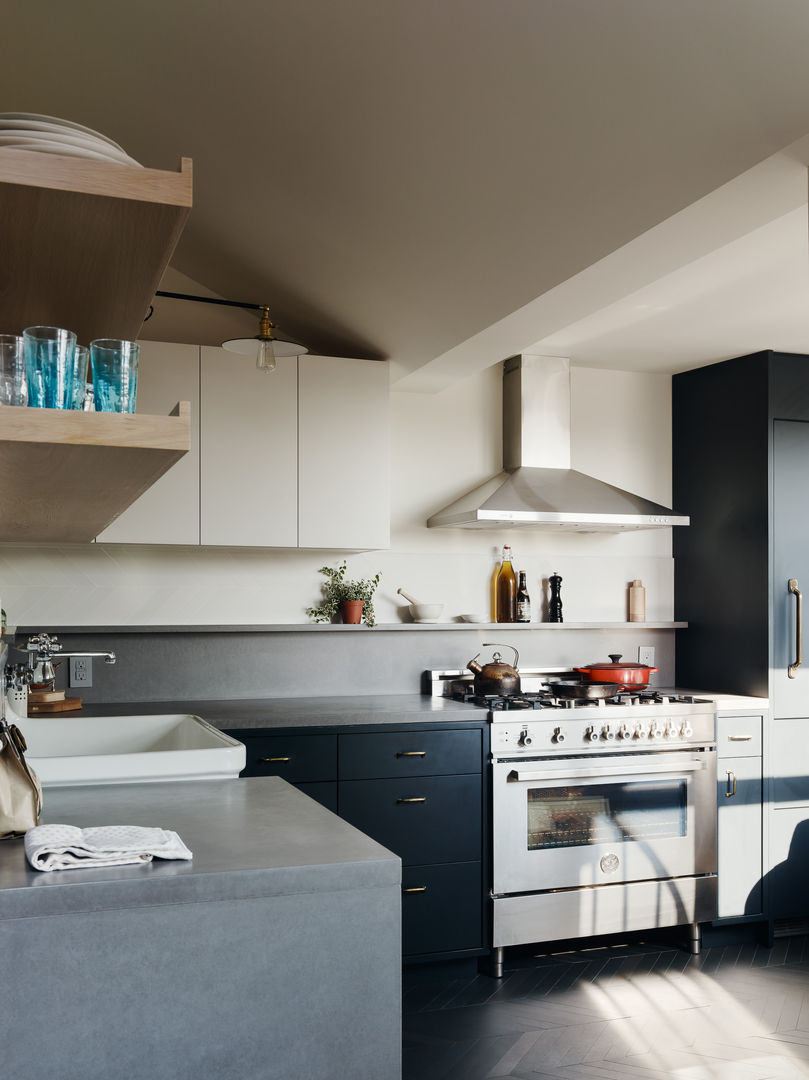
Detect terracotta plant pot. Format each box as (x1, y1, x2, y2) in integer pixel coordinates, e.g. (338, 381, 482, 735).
(341, 599, 364, 624)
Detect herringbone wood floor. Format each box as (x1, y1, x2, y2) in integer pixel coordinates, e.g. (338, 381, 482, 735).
(403, 933, 809, 1079)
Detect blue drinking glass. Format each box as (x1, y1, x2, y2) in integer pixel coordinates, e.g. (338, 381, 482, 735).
(90, 338, 139, 413)
(71, 345, 90, 409)
(23, 325, 77, 409)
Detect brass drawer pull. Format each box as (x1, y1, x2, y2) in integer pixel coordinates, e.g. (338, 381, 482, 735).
(727, 735, 753, 742)
(789, 578, 803, 678)
(725, 770, 737, 798)
(397, 751, 426, 758)
(403, 885, 428, 893)
(259, 756, 290, 763)
(397, 796, 427, 804)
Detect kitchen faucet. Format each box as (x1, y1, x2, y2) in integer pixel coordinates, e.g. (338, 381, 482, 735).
(19, 632, 116, 688)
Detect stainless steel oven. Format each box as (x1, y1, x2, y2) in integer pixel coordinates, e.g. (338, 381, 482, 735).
(493, 747, 716, 895)
(424, 669, 718, 977)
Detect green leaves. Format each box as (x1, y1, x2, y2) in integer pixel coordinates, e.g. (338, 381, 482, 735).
(305, 560, 382, 627)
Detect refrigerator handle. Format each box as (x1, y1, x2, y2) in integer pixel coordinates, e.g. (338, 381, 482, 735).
(789, 578, 803, 679)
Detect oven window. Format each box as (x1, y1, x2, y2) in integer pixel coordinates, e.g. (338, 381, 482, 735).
(526, 780, 687, 850)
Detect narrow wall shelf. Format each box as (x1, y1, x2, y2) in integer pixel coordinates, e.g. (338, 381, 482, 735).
(13, 622, 687, 635)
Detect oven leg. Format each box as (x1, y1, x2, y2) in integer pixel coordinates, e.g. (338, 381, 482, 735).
(490, 947, 505, 978)
(688, 922, 702, 955)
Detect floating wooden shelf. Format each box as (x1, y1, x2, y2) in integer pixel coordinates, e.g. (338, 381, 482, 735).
(0, 148, 193, 343)
(0, 402, 190, 542)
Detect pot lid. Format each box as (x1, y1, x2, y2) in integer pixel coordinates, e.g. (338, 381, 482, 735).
(580, 654, 651, 670)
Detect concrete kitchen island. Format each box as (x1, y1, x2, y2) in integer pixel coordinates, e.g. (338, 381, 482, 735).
(0, 776, 402, 1080)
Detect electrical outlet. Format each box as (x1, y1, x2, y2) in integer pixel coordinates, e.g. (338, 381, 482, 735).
(69, 656, 92, 687)
(638, 647, 655, 667)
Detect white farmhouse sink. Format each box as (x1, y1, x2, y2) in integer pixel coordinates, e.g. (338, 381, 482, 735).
(19, 712, 246, 787)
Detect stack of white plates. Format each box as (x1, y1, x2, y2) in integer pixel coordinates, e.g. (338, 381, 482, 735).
(0, 113, 141, 167)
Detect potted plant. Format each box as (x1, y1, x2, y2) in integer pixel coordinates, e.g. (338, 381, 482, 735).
(306, 561, 381, 627)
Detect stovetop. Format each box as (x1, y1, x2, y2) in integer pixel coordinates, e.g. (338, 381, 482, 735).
(452, 688, 708, 711)
(424, 668, 717, 751)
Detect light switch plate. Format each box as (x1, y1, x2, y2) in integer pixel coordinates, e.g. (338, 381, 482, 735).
(638, 647, 655, 667)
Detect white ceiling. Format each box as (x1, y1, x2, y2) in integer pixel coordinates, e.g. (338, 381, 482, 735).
(4, 0, 809, 390)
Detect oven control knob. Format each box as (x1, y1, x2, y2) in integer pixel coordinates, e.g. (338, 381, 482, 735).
(519, 729, 533, 747)
(681, 723, 693, 738)
(585, 726, 600, 742)
(651, 725, 664, 739)
(602, 726, 615, 741)
(618, 725, 632, 740)
(553, 727, 565, 743)
(664, 723, 677, 739)
(634, 724, 647, 739)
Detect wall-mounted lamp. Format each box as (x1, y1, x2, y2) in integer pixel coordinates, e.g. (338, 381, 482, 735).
(150, 291, 308, 373)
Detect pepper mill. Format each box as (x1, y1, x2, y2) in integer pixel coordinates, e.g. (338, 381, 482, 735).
(549, 571, 563, 623)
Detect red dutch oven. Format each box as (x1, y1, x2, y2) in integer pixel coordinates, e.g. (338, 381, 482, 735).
(575, 653, 658, 689)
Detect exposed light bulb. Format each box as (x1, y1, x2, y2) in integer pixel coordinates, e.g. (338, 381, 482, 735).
(256, 337, 277, 373)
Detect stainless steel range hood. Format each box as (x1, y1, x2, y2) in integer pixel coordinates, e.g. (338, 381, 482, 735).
(427, 355, 689, 532)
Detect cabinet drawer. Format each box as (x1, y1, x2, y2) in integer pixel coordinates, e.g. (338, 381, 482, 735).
(402, 862, 483, 957)
(717, 715, 762, 757)
(338, 729, 482, 780)
(339, 774, 481, 864)
(238, 734, 337, 782)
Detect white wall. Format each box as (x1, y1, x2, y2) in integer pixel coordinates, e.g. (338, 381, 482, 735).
(0, 361, 675, 628)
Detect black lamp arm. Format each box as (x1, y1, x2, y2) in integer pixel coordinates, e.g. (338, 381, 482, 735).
(144, 290, 265, 324)
(153, 290, 262, 311)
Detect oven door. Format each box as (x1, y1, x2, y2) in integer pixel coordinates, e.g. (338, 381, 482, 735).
(492, 749, 716, 896)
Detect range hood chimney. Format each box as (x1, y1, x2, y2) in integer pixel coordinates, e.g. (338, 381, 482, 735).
(427, 355, 689, 532)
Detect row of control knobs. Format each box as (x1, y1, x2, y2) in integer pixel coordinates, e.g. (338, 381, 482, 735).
(518, 721, 695, 746)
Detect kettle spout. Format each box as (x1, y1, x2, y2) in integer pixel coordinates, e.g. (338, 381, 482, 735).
(466, 655, 483, 676)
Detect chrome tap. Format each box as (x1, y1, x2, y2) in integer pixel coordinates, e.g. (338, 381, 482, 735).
(20, 633, 116, 688)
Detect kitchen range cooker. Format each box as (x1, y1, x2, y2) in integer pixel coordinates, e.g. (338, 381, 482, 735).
(425, 665, 718, 977)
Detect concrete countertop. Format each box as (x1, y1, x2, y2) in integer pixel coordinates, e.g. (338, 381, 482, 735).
(54, 690, 768, 728)
(0, 776, 399, 921)
(671, 689, 769, 715)
(74, 693, 480, 730)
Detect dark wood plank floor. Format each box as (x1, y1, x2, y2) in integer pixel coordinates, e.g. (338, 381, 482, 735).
(404, 933, 809, 1079)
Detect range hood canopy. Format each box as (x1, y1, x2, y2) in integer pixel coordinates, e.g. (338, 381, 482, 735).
(427, 355, 689, 533)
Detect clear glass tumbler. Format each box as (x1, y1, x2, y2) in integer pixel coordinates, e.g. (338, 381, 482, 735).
(0, 334, 28, 406)
(23, 325, 77, 409)
(90, 338, 139, 413)
(71, 345, 90, 409)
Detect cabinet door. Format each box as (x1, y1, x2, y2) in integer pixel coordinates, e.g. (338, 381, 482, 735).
(298, 355, 389, 550)
(200, 346, 298, 546)
(717, 755, 763, 918)
(773, 419, 809, 719)
(96, 341, 200, 543)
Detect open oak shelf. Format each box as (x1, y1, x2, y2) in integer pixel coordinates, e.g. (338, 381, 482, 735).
(0, 147, 193, 345)
(0, 402, 190, 542)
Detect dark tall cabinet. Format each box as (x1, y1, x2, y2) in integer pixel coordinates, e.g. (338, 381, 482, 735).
(674, 350, 809, 921)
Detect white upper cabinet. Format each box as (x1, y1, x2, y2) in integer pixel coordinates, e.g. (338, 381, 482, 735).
(199, 347, 299, 546)
(298, 355, 390, 550)
(97, 344, 390, 550)
(96, 341, 200, 544)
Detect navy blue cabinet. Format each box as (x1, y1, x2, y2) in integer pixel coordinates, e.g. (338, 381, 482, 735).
(674, 351, 809, 926)
(227, 722, 487, 961)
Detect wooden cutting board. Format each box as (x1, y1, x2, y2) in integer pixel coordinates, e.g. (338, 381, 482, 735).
(28, 696, 82, 713)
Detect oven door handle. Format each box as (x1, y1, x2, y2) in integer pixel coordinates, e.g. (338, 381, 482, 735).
(510, 760, 707, 782)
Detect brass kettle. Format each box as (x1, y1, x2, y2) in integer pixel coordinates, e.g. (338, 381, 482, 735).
(466, 643, 520, 696)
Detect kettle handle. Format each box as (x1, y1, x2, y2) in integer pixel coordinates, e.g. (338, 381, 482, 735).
(482, 643, 519, 668)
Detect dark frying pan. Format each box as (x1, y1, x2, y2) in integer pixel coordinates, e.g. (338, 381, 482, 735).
(545, 680, 618, 700)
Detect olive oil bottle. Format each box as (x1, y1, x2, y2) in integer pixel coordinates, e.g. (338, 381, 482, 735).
(496, 545, 517, 622)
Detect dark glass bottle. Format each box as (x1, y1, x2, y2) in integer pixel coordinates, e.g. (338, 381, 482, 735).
(516, 571, 531, 623)
(496, 545, 517, 623)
